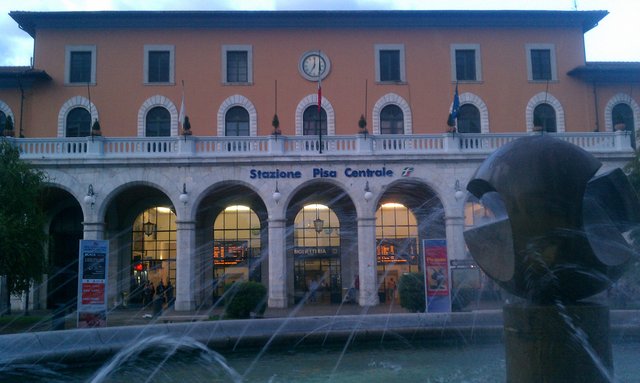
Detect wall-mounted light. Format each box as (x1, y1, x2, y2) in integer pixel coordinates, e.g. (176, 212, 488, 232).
(273, 181, 282, 204)
(179, 183, 189, 205)
(454, 179, 465, 200)
(84, 184, 96, 206)
(364, 181, 373, 201)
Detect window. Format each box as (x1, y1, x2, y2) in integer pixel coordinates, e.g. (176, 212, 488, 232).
(222, 45, 253, 84)
(145, 107, 171, 137)
(65, 107, 91, 137)
(526, 44, 557, 81)
(65, 45, 96, 85)
(380, 105, 404, 134)
(533, 103, 556, 132)
(375, 44, 405, 83)
(0, 111, 5, 133)
(451, 44, 481, 82)
(144, 45, 174, 84)
(303, 106, 327, 136)
(612, 103, 635, 148)
(457, 104, 481, 133)
(225, 106, 250, 136)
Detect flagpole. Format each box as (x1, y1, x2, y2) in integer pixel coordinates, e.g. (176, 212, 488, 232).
(317, 50, 323, 154)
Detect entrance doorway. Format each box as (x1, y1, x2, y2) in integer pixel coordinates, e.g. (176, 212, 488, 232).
(293, 204, 342, 304)
(376, 202, 420, 303)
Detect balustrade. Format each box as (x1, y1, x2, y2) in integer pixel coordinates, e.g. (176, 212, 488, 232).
(10, 131, 633, 161)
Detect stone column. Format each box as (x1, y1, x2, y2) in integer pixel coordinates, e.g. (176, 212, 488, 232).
(445, 214, 466, 261)
(175, 220, 196, 311)
(82, 221, 105, 240)
(268, 218, 287, 308)
(357, 216, 379, 306)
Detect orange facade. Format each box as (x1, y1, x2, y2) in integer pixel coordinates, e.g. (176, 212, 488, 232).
(3, 10, 637, 138)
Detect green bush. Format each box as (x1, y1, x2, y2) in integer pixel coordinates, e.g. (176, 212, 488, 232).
(399, 273, 425, 312)
(224, 281, 267, 319)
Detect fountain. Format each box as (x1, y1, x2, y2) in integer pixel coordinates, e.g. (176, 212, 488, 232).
(464, 134, 640, 382)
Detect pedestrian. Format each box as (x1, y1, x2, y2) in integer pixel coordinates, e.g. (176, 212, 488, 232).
(387, 278, 397, 301)
(165, 280, 174, 307)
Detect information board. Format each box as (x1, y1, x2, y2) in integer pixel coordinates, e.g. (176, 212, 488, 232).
(77, 240, 109, 327)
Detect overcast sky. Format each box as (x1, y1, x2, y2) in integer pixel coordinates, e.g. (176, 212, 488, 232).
(1, 0, 638, 66)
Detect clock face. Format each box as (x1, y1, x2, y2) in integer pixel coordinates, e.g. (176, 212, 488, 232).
(299, 51, 331, 81)
(303, 54, 326, 77)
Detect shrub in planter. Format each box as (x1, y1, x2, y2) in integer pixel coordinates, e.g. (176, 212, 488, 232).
(399, 273, 425, 313)
(224, 281, 267, 319)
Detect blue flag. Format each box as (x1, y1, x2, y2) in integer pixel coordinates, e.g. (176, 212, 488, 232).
(447, 84, 460, 127)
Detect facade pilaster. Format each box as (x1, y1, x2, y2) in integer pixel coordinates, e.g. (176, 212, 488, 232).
(175, 220, 196, 311)
(268, 218, 287, 308)
(357, 215, 378, 306)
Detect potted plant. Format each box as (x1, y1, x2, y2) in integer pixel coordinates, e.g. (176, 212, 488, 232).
(613, 112, 626, 131)
(358, 114, 368, 135)
(91, 119, 102, 136)
(181, 116, 192, 136)
(271, 114, 281, 135)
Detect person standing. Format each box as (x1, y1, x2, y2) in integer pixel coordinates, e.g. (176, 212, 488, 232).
(165, 280, 174, 307)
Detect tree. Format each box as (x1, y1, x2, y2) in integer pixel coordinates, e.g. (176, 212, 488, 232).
(0, 140, 47, 315)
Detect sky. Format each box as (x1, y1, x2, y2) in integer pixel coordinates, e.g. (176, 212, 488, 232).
(1, 0, 639, 66)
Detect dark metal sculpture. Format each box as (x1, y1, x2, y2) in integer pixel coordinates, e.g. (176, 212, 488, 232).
(464, 135, 639, 303)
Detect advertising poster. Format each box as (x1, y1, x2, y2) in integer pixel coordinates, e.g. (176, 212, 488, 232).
(77, 240, 109, 327)
(423, 239, 451, 313)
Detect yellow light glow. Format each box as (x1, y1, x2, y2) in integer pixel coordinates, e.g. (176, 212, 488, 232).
(156, 207, 172, 213)
(381, 202, 405, 209)
(304, 204, 329, 210)
(225, 205, 251, 212)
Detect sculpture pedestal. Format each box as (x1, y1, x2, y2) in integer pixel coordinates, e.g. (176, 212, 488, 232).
(504, 302, 612, 383)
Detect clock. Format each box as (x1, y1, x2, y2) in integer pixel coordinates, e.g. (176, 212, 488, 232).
(299, 51, 331, 81)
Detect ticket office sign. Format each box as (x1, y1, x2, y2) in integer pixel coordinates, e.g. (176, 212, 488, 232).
(77, 240, 109, 328)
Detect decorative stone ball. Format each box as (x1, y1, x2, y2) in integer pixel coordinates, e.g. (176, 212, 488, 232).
(463, 135, 639, 303)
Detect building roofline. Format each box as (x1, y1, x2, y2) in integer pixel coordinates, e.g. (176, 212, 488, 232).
(568, 62, 640, 83)
(10, 10, 608, 38)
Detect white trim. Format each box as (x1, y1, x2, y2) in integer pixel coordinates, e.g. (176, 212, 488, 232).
(217, 95, 258, 136)
(374, 44, 405, 83)
(57, 96, 99, 137)
(459, 92, 490, 133)
(143, 45, 175, 85)
(604, 93, 640, 132)
(450, 44, 482, 82)
(295, 94, 336, 136)
(372, 93, 412, 135)
(65, 45, 96, 85)
(222, 45, 253, 85)
(525, 43, 557, 82)
(525, 92, 565, 132)
(137, 95, 179, 137)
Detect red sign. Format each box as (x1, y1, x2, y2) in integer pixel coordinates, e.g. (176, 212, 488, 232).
(424, 240, 449, 297)
(81, 283, 105, 305)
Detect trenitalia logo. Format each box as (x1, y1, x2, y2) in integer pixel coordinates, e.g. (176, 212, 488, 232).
(401, 167, 414, 177)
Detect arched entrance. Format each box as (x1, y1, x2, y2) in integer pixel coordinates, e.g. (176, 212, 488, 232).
(286, 181, 357, 306)
(129, 206, 177, 306)
(292, 204, 342, 304)
(377, 180, 446, 309)
(47, 205, 83, 309)
(196, 183, 268, 307)
(375, 202, 420, 304)
(212, 205, 262, 301)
